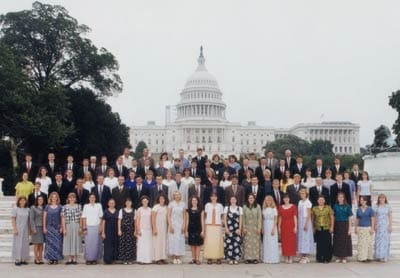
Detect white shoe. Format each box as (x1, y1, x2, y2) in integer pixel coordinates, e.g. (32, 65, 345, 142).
(173, 259, 177, 264)
(342, 259, 347, 264)
(177, 259, 182, 264)
(335, 259, 341, 263)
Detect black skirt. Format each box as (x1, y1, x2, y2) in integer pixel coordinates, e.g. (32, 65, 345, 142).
(333, 221, 352, 257)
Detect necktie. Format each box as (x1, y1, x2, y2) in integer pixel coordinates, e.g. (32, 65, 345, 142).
(119, 165, 122, 174)
(253, 186, 256, 194)
(268, 159, 271, 168)
(69, 164, 72, 170)
(275, 190, 280, 204)
(78, 189, 82, 199)
(50, 163, 54, 171)
(158, 186, 162, 193)
(99, 186, 103, 202)
(232, 185, 237, 194)
(318, 186, 321, 194)
(27, 162, 31, 172)
(138, 185, 141, 195)
(119, 186, 123, 192)
(196, 185, 200, 197)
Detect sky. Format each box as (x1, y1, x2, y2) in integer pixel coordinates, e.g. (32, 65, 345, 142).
(1, 0, 399, 147)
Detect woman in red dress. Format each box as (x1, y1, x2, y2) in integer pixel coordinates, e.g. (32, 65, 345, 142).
(278, 194, 298, 264)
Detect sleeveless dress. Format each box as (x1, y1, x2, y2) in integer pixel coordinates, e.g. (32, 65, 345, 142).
(118, 209, 136, 261)
(167, 201, 186, 256)
(103, 209, 119, 264)
(136, 207, 153, 263)
(224, 206, 242, 261)
(152, 204, 168, 261)
(187, 208, 203, 246)
(279, 205, 297, 256)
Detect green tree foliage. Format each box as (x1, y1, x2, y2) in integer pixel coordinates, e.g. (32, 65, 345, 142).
(389, 90, 400, 145)
(264, 135, 310, 157)
(308, 139, 334, 157)
(0, 1, 122, 96)
(134, 141, 148, 159)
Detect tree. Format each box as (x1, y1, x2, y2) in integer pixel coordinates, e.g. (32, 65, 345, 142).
(0, 1, 122, 97)
(309, 140, 334, 157)
(389, 90, 400, 145)
(263, 135, 310, 158)
(134, 141, 148, 160)
(65, 88, 130, 161)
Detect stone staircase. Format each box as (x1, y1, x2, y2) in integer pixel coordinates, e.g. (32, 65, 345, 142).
(0, 193, 399, 263)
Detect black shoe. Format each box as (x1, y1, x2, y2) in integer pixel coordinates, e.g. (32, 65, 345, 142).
(72, 261, 78, 265)
(66, 261, 73, 265)
(21, 261, 28, 265)
(15, 261, 21, 266)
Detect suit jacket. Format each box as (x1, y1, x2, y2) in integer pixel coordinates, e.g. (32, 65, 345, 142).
(138, 157, 155, 169)
(72, 188, 89, 208)
(350, 172, 362, 189)
(77, 166, 95, 179)
(203, 185, 225, 206)
(266, 158, 279, 174)
(130, 167, 145, 179)
(312, 166, 327, 179)
(238, 167, 254, 184)
(28, 191, 48, 207)
(113, 164, 129, 179)
(96, 165, 111, 177)
(224, 184, 245, 207)
(193, 155, 208, 170)
(331, 165, 346, 179)
(263, 180, 273, 196)
(285, 157, 297, 173)
(48, 180, 73, 205)
(19, 161, 38, 182)
(255, 165, 271, 184)
(150, 184, 169, 207)
(245, 184, 265, 206)
(111, 186, 131, 210)
(44, 162, 60, 180)
(292, 164, 307, 178)
(62, 163, 80, 177)
(286, 184, 306, 205)
(169, 166, 183, 178)
(130, 185, 151, 209)
(274, 167, 287, 181)
(142, 166, 157, 178)
(188, 184, 206, 208)
(217, 166, 235, 180)
(155, 167, 168, 179)
(330, 182, 351, 206)
(91, 184, 112, 210)
(268, 189, 284, 206)
(309, 185, 330, 207)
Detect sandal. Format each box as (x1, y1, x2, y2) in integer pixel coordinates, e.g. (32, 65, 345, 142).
(207, 259, 213, 265)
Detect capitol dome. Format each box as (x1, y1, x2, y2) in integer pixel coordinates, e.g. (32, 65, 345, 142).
(176, 46, 227, 122)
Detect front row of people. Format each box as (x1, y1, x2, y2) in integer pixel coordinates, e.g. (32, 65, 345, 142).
(11, 190, 392, 266)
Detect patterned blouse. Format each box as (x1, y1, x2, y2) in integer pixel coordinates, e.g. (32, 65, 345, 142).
(62, 204, 82, 224)
(312, 205, 333, 230)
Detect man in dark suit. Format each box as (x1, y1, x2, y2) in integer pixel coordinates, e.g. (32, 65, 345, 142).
(286, 174, 306, 205)
(111, 176, 130, 210)
(62, 155, 80, 177)
(78, 158, 94, 179)
(142, 158, 156, 179)
(268, 179, 284, 206)
(274, 159, 287, 181)
(238, 158, 254, 184)
(91, 174, 112, 210)
(28, 181, 48, 207)
(114, 156, 129, 179)
(245, 176, 264, 206)
(155, 160, 168, 179)
(284, 149, 296, 174)
(150, 175, 168, 207)
(130, 176, 151, 209)
(312, 158, 327, 179)
(203, 176, 225, 205)
(72, 178, 89, 208)
(19, 153, 38, 182)
(265, 151, 279, 179)
(43, 152, 59, 182)
(255, 157, 270, 185)
(292, 156, 307, 178)
(330, 174, 352, 206)
(48, 172, 71, 205)
(350, 164, 362, 187)
(224, 175, 245, 207)
(309, 177, 330, 207)
(96, 156, 110, 178)
(331, 158, 346, 179)
(192, 147, 207, 170)
(138, 148, 155, 168)
(89, 156, 97, 175)
(130, 159, 144, 178)
(217, 159, 235, 181)
(188, 176, 206, 208)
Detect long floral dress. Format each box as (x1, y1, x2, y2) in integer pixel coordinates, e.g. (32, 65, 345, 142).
(374, 204, 391, 260)
(224, 206, 242, 261)
(243, 205, 262, 260)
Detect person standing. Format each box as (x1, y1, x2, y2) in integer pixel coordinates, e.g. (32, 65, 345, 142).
(374, 194, 392, 262)
(278, 194, 297, 264)
(262, 195, 279, 264)
(118, 198, 136, 264)
(43, 192, 63, 264)
(111, 176, 130, 210)
(30, 195, 45, 264)
(355, 196, 375, 262)
(101, 199, 119, 264)
(312, 196, 334, 263)
(297, 189, 314, 263)
(11, 196, 30, 266)
(136, 196, 153, 264)
(167, 191, 186, 264)
(15, 173, 34, 199)
(333, 193, 353, 263)
(61, 192, 82, 265)
(82, 193, 103, 265)
(357, 171, 373, 206)
(243, 193, 262, 264)
(203, 193, 224, 264)
(28, 181, 47, 208)
(152, 195, 169, 264)
(224, 196, 243, 265)
(35, 167, 52, 195)
(186, 196, 204, 265)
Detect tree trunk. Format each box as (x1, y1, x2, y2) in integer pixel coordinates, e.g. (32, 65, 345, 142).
(9, 137, 19, 170)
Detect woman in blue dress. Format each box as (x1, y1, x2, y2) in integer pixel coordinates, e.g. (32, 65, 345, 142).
(101, 198, 119, 264)
(262, 195, 279, 264)
(374, 194, 392, 262)
(297, 189, 314, 263)
(43, 192, 63, 264)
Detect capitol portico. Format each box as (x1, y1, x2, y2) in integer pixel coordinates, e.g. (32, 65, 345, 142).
(130, 47, 360, 157)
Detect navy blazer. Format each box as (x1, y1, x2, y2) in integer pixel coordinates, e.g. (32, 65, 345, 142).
(91, 185, 112, 210)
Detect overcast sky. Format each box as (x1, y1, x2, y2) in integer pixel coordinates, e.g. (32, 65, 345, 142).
(2, 0, 399, 146)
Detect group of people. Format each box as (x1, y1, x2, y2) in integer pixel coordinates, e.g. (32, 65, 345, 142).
(11, 147, 393, 266)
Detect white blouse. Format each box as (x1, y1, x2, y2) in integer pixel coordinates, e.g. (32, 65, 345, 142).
(82, 203, 103, 226)
(35, 177, 52, 194)
(83, 181, 95, 191)
(220, 180, 232, 189)
(204, 203, 224, 225)
(358, 180, 372, 196)
(104, 177, 118, 190)
(298, 199, 312, 218)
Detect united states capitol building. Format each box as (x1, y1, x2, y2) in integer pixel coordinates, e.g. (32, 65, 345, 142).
(130, 47, 360, 157)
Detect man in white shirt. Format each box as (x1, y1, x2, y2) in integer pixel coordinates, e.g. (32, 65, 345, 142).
(245, 176, 263, 206)
(122, 147, 133, 169)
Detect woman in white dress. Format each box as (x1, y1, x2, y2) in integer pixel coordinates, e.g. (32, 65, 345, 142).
(219, 171, 232, 189)
(104, 168, 118, 190)
(136, 196, 153, 264)
(152, 195, 168, 264)
(83, 172, 95, 192)
(167, 191, 186, 264)
(35, 167, 52, 195)
(301, 169, 315, 192)
(262, 195, 279, 263)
